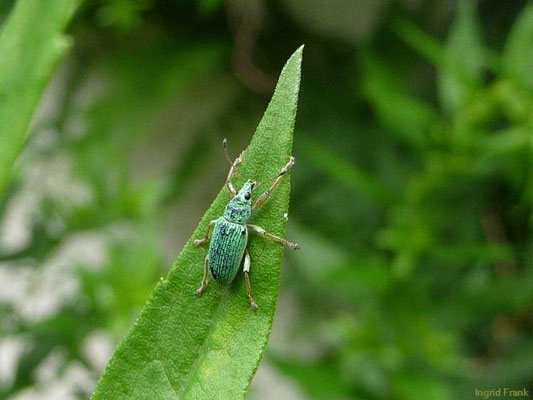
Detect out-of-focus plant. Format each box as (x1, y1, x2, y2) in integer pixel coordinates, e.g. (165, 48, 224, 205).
(272, 2, 532, 399)
(0, 0, 78, 196)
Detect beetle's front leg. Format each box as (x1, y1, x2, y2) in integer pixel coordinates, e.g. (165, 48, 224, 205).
(247, 224, 299, 250)
(253, 156, 295, 210)
(194, 219, 217, 247)
(195, 255, 209, 296)
(243, 249, 258, 311)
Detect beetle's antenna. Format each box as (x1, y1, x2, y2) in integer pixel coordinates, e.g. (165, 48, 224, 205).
(256, 156, 296, 187)
(223, 138, 242, 178)
(256, 176, 274, 187)
(256, 173, 283, 188)
(223, 138, 232, 166)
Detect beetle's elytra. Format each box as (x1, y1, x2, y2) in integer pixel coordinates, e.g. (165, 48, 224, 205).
(193, 139, 299, 310)
(208, 215, 248, 285)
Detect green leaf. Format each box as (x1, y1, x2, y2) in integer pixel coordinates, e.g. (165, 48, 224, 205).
(438, 0, 485, 113)
(92, 46, 303, 400)
(502, 3, 533, 90)
(0, 0, 78, 197)
(360, 50, 438, 148)
(391, 17, 444, 67)
(269, 355, 353, 400)
(299, 135, 394, 206)
(393, 373, 454, 400)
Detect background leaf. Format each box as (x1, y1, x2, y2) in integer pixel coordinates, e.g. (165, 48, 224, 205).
(91, 46, 303, 400)
(0, 0, 78, 196)
(503, 3, 533, 90)
(437, 0, 484, 113)
(299, 135, 394, 206)
(360, 50, 437, 148)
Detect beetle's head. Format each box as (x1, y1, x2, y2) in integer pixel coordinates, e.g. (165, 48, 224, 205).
(224, 180, 256, 223)
(235, 180, 257, 205)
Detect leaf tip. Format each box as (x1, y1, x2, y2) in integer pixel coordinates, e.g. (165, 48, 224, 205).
(284, 45, 304, 68)
(293, 44, 305, 60)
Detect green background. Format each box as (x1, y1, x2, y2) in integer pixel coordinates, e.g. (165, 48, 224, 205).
(0, 0, 531, 399)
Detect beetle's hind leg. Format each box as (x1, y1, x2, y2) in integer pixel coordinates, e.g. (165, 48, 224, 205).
(243, 249, 258, 311)
(195, 255, 209, 296)
(247, 224, 299, 250)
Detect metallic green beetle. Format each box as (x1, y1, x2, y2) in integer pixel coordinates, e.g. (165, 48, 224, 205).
(193, 139, 299, 310)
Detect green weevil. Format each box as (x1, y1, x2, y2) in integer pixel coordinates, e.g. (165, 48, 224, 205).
(193, 139, 299, 310)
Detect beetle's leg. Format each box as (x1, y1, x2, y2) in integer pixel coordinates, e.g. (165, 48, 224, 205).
(224, 139, 243, 196)
(247, 224, 299, 250)
(253, 156, 295, 210)
(243, 249, 258, 311)
(194, 219, 217, 247)
(195, 255, 209, 296)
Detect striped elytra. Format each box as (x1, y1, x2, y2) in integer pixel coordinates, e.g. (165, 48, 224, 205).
(207, 216, 248, 285)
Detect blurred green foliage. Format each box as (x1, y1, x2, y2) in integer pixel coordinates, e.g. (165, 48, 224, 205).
(0, 0, 78, 196)
(0, 0, 531, 399)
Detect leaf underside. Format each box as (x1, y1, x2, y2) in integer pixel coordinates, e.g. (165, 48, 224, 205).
(92, 46, 303, 400)
(0, 0, 78, 196)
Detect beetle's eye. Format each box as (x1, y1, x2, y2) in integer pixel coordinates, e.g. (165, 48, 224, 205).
(244, 192, 251, 200)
